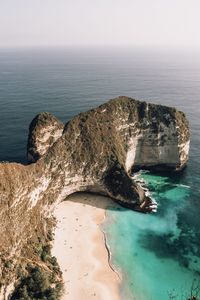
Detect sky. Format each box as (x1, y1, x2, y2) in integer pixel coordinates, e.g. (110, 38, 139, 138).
(0, 0, 200, 49)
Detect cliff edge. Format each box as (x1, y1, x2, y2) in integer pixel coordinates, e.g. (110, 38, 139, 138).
(0, 96, 190, 298)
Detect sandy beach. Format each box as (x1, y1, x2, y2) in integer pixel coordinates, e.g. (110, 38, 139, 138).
(52, 192, 121, 300)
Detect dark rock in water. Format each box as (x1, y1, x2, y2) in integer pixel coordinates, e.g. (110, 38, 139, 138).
(0, 96, 190, 296)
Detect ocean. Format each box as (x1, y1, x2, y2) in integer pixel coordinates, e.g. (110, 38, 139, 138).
(0, 47, 199, 300)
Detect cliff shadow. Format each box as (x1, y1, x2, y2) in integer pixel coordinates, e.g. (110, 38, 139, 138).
(63, 192, 126, 212)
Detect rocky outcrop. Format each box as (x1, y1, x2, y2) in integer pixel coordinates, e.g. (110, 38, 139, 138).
(27, 112, 64, 163)
(0, 96, 190, 294)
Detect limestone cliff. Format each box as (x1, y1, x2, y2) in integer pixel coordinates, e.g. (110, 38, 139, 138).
(0, 96, 190, 297)
(27, 112, 64, 163)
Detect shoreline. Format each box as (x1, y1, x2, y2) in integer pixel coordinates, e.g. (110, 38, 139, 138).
(52, 192, 121, 300)
(100, 227, 121, 281)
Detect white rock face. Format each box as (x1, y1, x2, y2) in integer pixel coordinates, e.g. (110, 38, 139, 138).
(29, 176, 51, 209)
(27, 112, 64, 162)
(179, 140, 190, 165)
(125, 136, 140, 172)
(118, 100, 190, 172)
(0, 96, 190, 293)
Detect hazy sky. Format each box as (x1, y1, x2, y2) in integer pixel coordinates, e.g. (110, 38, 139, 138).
(0, 0, 200, 48)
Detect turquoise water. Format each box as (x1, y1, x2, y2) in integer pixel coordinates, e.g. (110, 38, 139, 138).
(104, 172, 200, 300)
(0, 48, 199, 299)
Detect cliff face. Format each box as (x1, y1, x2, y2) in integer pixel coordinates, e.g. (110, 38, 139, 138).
(0, 96, 190, 295)
(27, 112, 64, 163)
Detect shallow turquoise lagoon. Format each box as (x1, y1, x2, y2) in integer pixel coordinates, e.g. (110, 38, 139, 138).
(0, 48, 199, 300)
(104, 172, 200, 300)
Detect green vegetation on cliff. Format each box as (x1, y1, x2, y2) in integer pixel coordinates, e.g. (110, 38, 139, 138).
(10, 265, 63, 300)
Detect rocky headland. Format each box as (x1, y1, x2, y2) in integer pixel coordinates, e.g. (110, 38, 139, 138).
(0, 96, 190, 298)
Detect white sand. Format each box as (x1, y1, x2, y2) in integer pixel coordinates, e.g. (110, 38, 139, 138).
(52, 192, 121, 300)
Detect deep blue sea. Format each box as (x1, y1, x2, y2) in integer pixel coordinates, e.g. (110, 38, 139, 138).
(0, 47, 199, 300)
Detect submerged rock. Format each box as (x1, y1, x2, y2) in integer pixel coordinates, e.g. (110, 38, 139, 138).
(0, 96, 190, 294)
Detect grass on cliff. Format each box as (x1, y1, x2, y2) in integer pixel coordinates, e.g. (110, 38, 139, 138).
(10, 265, 63, 300)
(9, 221, 64, 300)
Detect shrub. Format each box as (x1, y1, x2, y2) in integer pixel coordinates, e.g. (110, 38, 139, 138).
(10, 266, 63, 300)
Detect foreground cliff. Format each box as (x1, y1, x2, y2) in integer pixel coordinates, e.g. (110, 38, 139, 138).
(0, 96, 190, 298)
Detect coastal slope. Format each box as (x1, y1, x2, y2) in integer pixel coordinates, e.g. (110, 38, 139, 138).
(0, 96, 190, 297)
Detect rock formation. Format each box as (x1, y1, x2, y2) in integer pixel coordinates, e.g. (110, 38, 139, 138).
(0, 96, 190, 297)
(27, 112, 64, 163)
